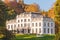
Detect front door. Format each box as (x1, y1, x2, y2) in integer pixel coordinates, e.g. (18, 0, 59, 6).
(21, 29, 24, 33)
(21, 29, 31, 34)
(28, 29, 30, 33)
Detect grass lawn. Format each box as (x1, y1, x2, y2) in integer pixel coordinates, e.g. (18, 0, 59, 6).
(15, 34, 55, 40)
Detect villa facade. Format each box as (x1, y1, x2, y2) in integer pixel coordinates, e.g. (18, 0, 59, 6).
(6, 12, 55, 34)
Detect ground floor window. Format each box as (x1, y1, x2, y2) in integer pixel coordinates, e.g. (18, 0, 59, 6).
(32, 29, 34, 33)
(51, 28, 53, 34)
(36, 28, 37, 33)
(39, 28, 41, 33)
(8, 25, 10, 29)
(11, 25, 13, 30)
(48, 28, 49, 33)
(43, 28, 46, 33)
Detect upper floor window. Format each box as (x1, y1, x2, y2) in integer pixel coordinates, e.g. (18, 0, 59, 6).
(39, 23, 41, 26)
(51, 23, 53, 27)
(32, 23, 34, 27)
(18, 24, 20, 27)
(28, 23, 30, 27)
(24, 19, 26, 22)
(21, 24, 23, 27)
(36, 23, 37, 27)
(44, 22, 46, 27)
(24, 24, 26, 27)
(11, 25, 13, 29)
(48, 23, 49, 27)
(14, 25, 16, 28)
(28, 19, 30, 21)
(39, 28, 41, 33)
(18, 20, 20, 23)
(21, 19, 23, 22)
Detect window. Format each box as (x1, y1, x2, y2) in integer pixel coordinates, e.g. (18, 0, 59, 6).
(36, 28, 37, 33)
(39, 28, 41, 33)
(44, 22, 46, 26)
(14, 25, 16, 29)
(11, 25, 13, 29)
(36, 23, 37, 27)
(18, 20, 20, 23)
(51, 29, 53, 34)
(32, 23, 34, 27)
(43, 28, 46, 33)
(48, 23, 49, 27)
(21, 19, 23, 22)
(28, 23, 30, 27)
(18, 24, 20, 27)
(8, 25, 10, 29)
(14, 25, 16, 28)
(24, 24, 26, 27)
(28, 19, 30, 21)
(21, 24, 23, 27)
(48, 28, 49, 33)
(51, 23, 53, 27)
(39, 23, 41, 26)
(32, 29, 34, 33)
(24, 19, 26, 22)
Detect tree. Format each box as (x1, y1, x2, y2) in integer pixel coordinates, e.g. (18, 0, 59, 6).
(0, 0, 17, 26)
(24, 4, 40, 12)
(54, 0, 60, 40)
(0, 28, 15, 40)
(0, 0, 16, 40)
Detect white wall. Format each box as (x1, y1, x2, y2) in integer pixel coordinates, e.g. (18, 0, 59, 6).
(6, 12, 55, 34)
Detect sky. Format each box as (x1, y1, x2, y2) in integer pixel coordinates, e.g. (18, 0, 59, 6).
(2, 0, 56, 11)
(24, 0, 56, 11)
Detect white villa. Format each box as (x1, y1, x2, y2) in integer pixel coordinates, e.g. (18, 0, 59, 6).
(6, 12, 55, 34)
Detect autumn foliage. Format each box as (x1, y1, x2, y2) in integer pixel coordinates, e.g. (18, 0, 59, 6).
(48, 7, 55, 19)
(3, 0, 40, 13)
(24, 4, 39, 12)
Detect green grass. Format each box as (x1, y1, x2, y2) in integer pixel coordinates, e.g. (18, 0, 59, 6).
(15, 34, 55, 40)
